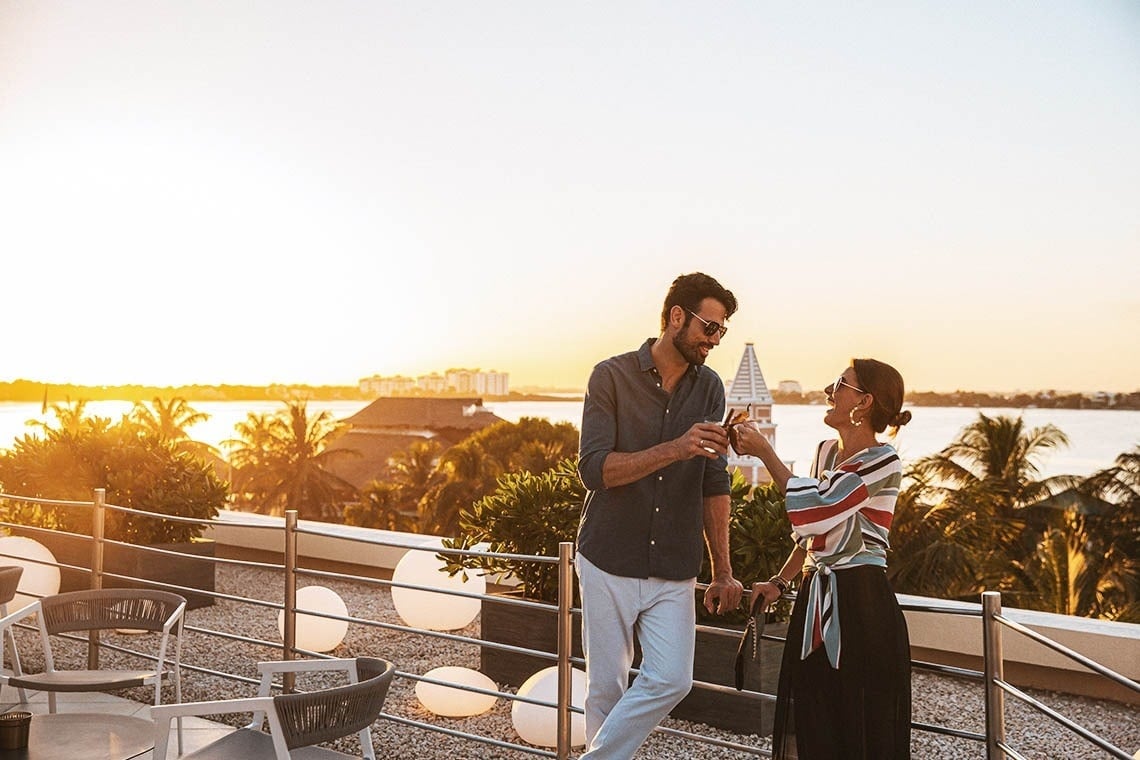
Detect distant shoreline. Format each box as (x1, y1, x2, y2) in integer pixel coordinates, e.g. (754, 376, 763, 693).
(0, 379, 1135, 410)
(0, 380, 580, 405)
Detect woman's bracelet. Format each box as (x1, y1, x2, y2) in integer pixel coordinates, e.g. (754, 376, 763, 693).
(768, 575, 790, 595)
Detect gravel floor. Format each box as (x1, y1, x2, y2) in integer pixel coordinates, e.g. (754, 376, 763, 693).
(15, 565, 1138, 759)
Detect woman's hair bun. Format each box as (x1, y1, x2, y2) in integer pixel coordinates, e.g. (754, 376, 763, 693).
(891, 409, 913, 428)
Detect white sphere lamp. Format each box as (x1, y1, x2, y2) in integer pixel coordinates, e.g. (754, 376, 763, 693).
(277, 585, 349, 653)
(511, 666, 587, 748)
(390, 545, 485, 631)
(0, 536, 61, 612)
(415, 666, 498, 717)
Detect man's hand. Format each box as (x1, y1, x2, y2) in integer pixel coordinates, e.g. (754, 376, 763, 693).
(680, 421, 731, 460)
(703, 574, 744, 615)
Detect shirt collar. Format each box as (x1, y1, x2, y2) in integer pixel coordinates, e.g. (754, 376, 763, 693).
(638, 338, 700, 379)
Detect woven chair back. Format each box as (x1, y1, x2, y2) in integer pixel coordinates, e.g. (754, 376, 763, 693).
(39, 589, 186, 635)
(273, 657, 395, 751)
(0, 566, 23, 607)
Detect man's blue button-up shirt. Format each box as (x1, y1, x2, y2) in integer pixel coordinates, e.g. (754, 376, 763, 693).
(576, 339, 731, 580)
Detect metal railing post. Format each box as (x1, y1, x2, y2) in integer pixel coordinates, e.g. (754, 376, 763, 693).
(982, 591, 1005, 759)
(283, 510, 299, 693)
(88, 488, 106, 669)
(556, 541, 574, 760)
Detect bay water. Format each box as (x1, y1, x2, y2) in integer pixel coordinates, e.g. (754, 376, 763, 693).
(0, 400, 1136, 479)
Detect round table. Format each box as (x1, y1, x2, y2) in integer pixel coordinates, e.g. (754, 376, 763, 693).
(0, 713, 153, 760)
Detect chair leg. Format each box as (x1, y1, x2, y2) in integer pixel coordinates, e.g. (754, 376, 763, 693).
(2, 626, 28, 704)
(358, 726, 375, 760)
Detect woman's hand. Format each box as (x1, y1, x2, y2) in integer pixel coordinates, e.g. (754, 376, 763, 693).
(731, 421, 770, 457)
(750, 580, 784, 612)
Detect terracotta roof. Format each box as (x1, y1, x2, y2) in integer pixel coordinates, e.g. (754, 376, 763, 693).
(342, 397, 503, 432)
(323, 397, 505, 491)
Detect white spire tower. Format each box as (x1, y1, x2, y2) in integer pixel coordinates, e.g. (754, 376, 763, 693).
(725, 342, 781, 484)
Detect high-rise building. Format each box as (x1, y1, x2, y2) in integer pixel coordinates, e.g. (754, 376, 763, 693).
(359, 369, 509, 397)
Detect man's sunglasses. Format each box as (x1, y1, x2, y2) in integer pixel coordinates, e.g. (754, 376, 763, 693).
(687, 310, 728, 339)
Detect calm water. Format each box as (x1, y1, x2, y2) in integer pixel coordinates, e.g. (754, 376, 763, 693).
(1, 400, 1136, 479)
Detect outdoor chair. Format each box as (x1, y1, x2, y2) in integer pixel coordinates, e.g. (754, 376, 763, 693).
(0, 588, 186, 716)
(150, 656, 396, 760)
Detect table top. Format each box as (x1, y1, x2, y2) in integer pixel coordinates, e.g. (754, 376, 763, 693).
(0, 712, 153, 760)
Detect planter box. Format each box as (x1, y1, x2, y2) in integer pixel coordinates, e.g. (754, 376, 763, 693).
(480, 592, 783, 734)
(479, 593, 584, 686)
(7, 528, 216, 610)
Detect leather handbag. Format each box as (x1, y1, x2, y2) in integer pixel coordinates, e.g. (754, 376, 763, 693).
(734, 591, 766, 690)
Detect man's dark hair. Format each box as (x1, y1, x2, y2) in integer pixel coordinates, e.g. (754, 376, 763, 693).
(660, 272, 738, 331)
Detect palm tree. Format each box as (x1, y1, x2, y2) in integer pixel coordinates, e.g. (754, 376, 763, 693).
(27, 399, 112, 437)
(129, 397, 218, 459)
(226, 401, 358, 521)
(388, 439, 442, 507)
(1045, 447, 1140, 621)
(890, 413, 1076, 602)
(344, 481, 416, 532)
(416, 417, 579, 536)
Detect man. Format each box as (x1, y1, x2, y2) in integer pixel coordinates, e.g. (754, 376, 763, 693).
(575, 272, 744, 759)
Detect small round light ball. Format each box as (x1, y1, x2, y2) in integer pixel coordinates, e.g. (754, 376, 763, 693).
(277, 585, 348, 653)
(390, 546, 485, 631)
(511, 666, 586, 748)
(0, 536, 61, 612)
(415, 666, 498, 717)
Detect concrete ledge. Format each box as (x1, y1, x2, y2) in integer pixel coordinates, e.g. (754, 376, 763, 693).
(900, 593, 1140, 705)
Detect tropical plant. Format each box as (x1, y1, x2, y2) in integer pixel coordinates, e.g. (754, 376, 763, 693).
(27, 399, 112, 436)
(416, 417, 579, 536)
(129, 397, 218, 460)
(225, 400, 359, 521)
(0, 405, 225, 544)
(347, 439, 442, 532)
(441, 457, 585, 602)
(1025, 446, 1140, 622)
(697, 474, 794, 625)
(344, 481, 417, 532)
(444, 461, 794, 611)
(889, 413, 1077, 602)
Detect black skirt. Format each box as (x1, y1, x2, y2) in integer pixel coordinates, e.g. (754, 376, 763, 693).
(772, 565, 911, 760)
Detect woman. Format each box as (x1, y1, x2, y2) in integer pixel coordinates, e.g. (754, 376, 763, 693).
(731, 358, 913, 759)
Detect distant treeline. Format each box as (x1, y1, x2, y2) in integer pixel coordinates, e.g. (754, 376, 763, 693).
(0, 379, 574, 404)
(773, 389, 1140, 410)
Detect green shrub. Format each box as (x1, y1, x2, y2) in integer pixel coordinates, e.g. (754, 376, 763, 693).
(0, 422, 226, 544)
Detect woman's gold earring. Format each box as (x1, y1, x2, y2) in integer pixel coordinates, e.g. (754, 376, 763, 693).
(849, 408, 863, 427)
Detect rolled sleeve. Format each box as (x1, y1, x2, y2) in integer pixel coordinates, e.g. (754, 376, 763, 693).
(577, 363, 617, 492)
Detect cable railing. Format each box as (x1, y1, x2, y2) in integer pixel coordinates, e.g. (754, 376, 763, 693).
(1, 488, 1137, 759)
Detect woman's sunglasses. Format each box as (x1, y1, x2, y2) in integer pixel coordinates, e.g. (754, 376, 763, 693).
(829, 375, 867, 395)
(687, 310, 728, 339)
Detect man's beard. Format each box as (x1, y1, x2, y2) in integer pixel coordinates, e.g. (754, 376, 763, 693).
(673, 331, 708, 366)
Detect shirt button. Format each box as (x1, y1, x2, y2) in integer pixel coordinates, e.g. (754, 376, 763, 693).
(655, 507, 660, 512)
(650, 540, 656, 545)
(657, 475, 662, 481)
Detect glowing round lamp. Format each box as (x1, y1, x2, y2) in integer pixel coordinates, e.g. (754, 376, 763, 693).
(0, 536, 61, 612)
(277, 585, 349, 653)
(511, 666, 587, 748)
(390, 546, 485, 631)
(415, 666, 498, 717)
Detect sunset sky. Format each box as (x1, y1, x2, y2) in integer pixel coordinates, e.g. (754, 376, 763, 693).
(2, 2, 1137, 394)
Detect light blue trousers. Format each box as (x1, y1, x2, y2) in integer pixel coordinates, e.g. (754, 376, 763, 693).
(576, 554, 696, 760)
